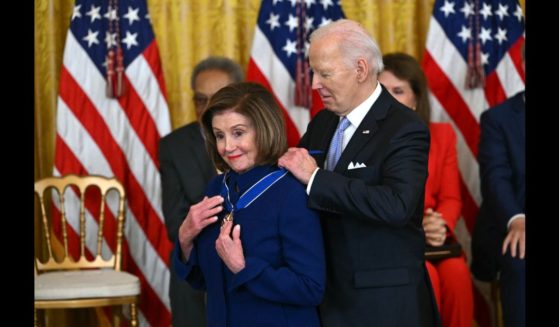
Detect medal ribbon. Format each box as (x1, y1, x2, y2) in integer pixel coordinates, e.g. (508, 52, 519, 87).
(221, 168, 289, 217)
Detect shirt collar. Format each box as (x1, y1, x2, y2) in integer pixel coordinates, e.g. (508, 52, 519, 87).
(227, 164, 277, 195)
(346, 81, 382, 128)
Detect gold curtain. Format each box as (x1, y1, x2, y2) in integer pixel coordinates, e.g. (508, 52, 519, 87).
(34, 0, 526, 181)
(34, 0, 525, 325)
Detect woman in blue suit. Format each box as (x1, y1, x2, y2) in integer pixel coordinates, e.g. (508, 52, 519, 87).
(172, 82, 325, 327)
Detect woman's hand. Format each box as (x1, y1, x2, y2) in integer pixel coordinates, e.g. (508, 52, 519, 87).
(178, 195, 223, 260)
(215, 220, 245, 273)
(423, 208, 447, 247)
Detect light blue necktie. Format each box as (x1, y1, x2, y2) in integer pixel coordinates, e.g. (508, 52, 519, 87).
(326, 116, 351, 171)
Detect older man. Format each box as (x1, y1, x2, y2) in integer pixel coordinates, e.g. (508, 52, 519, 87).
(279, 19, 440, 326)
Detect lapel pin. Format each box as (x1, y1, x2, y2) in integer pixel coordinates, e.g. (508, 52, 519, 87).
(362, 130, 370, 134)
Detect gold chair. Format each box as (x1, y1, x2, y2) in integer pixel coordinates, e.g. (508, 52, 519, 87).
(34, 174, 140, 327)
(491, 278, 504, 327)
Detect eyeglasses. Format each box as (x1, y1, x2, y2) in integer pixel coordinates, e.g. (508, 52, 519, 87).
(193, 93, 210, 109)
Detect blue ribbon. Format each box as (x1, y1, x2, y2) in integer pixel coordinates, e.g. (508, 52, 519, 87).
(221, 168, 288, 213)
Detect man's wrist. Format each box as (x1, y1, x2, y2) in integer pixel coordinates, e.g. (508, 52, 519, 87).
(306, 167, 320, 195)
(507, 213, 525, 230)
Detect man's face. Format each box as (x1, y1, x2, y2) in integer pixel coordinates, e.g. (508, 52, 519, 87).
(309, 37, 360, 116)
(193, 69, 233, 118)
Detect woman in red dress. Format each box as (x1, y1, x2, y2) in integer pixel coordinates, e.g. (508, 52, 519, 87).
(379, 53, 474, 327)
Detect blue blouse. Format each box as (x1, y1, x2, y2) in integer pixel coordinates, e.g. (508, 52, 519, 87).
(173, 165, 325, 327)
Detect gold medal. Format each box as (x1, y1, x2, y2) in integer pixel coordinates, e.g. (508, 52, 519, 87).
(221, 211, 234, 226)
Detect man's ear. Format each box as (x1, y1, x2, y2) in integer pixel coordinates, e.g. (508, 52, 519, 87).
(356, 58, 369, 82)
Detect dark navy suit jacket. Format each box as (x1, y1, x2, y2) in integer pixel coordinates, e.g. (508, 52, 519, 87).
(300, 86, 440, 327)
(472, 91, 526, 281)
(173, 165, 325, 327)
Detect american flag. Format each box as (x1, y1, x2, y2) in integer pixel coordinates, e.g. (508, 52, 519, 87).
(421, 0, 524, 325)
(53, 0, 172, 325)
(247, 0, 344, 146)
(423, 0, 525, 234)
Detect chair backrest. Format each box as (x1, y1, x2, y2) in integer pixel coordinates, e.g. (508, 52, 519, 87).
(34, 174, 126, 274)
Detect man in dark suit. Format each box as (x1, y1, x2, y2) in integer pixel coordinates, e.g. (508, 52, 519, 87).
(279, 19, 440, 327)
(471, 42, 525, 327)
(159, 57, 243, 327)
(472, 90, 525, 326)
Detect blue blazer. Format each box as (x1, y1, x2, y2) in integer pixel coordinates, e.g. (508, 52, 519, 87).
(173, 165, 325, 327)
(300, 86, 440, 327)
(472, 91, 525, 281)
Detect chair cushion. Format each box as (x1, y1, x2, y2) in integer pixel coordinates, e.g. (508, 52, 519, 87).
(35, 270, 140, 300)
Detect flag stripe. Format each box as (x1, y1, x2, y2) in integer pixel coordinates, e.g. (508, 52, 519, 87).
(54, 1, 172, 324)
(123, 42, 171, 136)
(55, 102, 171, 308)
(493, 47, 525, 97)
(53, 161, 172, 327)
(117, 73, 162, 168)
(425, 17, 490, 121)
(483, 71, 507, 108)
(423, 51, 481, 158)
(506, 36, 525, 82)
(142, 41, 170, 104)
(249, 28, 308, 137)
(460, 178, 480, 234)
(423, 2, 524, 325)
(50, 164, 171, 326)
(247, 1, 345, 146)
(62, 33, 167, 223)
(50, 187, 113, 258)
(429, 95, 481, 234)
(247, 59, 301, 146)
(58, 67, 172, 267)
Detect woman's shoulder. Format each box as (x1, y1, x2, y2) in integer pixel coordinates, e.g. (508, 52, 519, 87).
(264, 170, 307, 201)
(279, 172, 314, 206)
(277, 170, 306, 189)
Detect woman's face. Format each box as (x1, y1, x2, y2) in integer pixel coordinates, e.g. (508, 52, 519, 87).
(212, 110, 258, 174)
(378, 70, 417, 110)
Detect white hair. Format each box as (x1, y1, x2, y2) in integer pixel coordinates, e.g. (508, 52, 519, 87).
(310, 19, 384, 75)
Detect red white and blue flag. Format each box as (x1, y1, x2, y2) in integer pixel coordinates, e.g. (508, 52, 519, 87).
(53, 0, 172, 325)
(247, 0, 345, 146)
(422, 0, 524, 325)
(423, 0, 525, 234)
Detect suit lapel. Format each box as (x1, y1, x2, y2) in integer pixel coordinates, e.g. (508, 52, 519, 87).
(335, 88, 392, 172)
(316, 114, 341, 169)
(512, 92, 525, 140)
(190, 125, 215, 179)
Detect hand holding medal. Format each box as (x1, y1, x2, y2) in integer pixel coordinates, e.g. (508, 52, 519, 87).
(216, 218, 245, 273)
(177, 195, 224, 260)
(221, 211, 234, 226)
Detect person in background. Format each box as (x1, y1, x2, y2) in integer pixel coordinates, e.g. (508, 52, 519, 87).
(159, 56, 243, 327)
(378, 52, 474, 327)
(173, 82, 325, 327)
(278, 19, 440, 327)
(471, 43, 525, 327)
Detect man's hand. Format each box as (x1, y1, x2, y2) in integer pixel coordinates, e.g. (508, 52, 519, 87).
(278, 147, 318, 185)
(502, 217, 525, 259)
